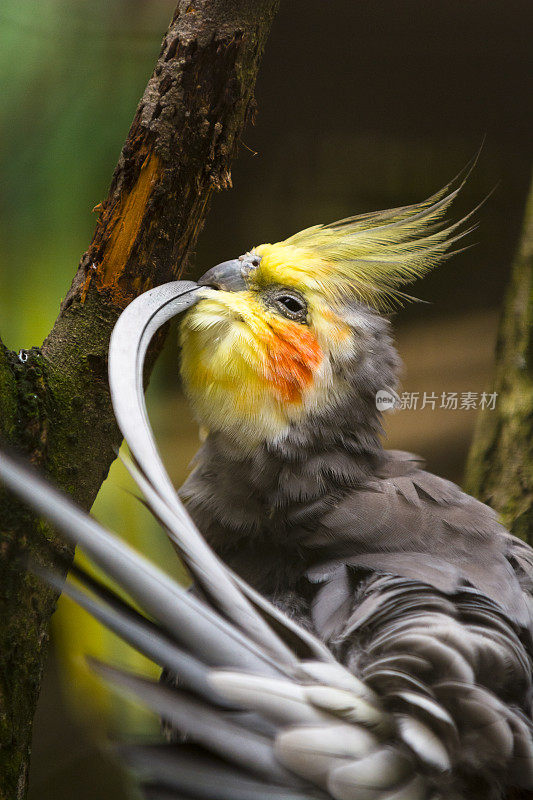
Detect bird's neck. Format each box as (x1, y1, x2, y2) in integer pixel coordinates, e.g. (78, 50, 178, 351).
(179, 420, 385, 595)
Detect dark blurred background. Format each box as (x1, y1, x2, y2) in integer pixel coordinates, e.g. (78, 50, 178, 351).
(1, 1, 532, 797)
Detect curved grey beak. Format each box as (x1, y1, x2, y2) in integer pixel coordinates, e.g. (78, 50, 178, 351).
(198, 259, 247, 292)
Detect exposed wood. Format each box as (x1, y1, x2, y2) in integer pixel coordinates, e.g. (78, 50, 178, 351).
(0, 2, 280, 797)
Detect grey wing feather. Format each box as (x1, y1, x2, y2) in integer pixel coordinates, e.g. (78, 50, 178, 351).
(311, 567, 533, 797)
(311, 454, 531, 627)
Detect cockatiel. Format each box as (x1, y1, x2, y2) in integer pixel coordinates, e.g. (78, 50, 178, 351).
(2, 178, 533, 800)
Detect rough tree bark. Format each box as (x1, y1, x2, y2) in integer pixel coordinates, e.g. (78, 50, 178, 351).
(465, 173, 533, 544)
(0, 2, 280, 797)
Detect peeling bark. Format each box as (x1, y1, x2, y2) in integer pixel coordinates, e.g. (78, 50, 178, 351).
(0, 2, 279, 797)
(465, 172, 533, 543)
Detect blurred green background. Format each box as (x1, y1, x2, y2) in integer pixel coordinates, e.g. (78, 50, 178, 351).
(0, 0, 532, 797)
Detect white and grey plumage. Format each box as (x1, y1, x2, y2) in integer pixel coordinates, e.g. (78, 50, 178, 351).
(2, 184, 533, 800)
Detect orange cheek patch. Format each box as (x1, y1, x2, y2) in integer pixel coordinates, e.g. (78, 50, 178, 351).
(259, 321, 323, 404)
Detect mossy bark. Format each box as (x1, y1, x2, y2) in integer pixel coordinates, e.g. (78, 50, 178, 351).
(465, 172, 533, 543)
(0, 2, 279, 797)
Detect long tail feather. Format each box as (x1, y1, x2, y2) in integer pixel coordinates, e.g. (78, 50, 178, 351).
(42, 565, 225, 706)
(93, 663, 301, 787)
(120, 744, 324, 800)
(109, 281, 315, 665)
(0, 456, 280, 676)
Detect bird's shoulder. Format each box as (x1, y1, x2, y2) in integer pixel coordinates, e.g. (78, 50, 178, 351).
(307, 450, 533, 632)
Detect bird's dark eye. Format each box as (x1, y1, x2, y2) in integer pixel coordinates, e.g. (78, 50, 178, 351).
(271, 291, 308, 322)
(278, 296, 303, 313)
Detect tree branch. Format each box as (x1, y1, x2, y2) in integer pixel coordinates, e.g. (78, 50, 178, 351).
(0, 2, 279, 797)
(465, 171, 533, 542)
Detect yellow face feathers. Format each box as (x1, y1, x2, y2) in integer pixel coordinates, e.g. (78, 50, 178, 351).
(251, 184, 470, 311)
(179, 288, 355, 446)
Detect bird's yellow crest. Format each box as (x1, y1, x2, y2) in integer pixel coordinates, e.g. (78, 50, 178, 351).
(251, 182, 472, 310)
